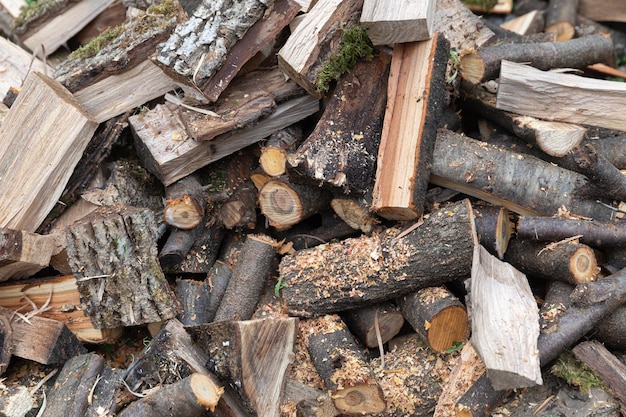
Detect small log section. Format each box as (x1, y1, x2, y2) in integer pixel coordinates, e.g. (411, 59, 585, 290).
(279, 199, 476, 316)
(572, 340, 626, 414)
(504, 238, 599, 284)
(470, 244, 542, 390)
(397, 286, 469, 353)
(163, 175, 206, 230)
(372, 32, 450, 220)
(277, 0, 364, 97)
(65, 205, 180, 329)
(472, 203, 513, 259)
(287, 52, 390, 195)
(360, 0, 436, 45)
(186, 317, 298, 417)
(342, 302, 405, 348)
(496, 60, 626, 132)
(545, 0, 579, 41)
(0, 228, 55, 281)
(304, 315, 386, 415)
(431, 128, 619, 221)
(0, 71, 98, 232)
(117, 373, 223, 417)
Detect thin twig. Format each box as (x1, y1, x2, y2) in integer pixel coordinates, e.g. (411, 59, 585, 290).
(374, 308, 385, 369)
(32, 369, 58, 395)
(164, 93, 220, 117)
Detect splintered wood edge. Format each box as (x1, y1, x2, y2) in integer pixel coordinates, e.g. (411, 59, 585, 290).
(191, 373, 224, 411)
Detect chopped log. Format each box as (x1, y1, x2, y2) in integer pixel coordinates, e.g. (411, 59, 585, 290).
(372, 32, 450, 220)
(186, 317, 298, 417)
(496, 60, 626, 132)
(330, 195, 379, 234)
(568, 143, 626, 202)
(287, 51, 390, 195)
(304, 314, 386, 415)
(397, 286, 469, 353)
(18, 0, 115, 56)
(0, 36, 51, 101)
(220, 181, 258, 230)
(470, 244, 542, 390)
(572, 341, 626, 415)
(259, 128, 301, 177)
(472, 204, 513, 259)
(517, 215, 626, 248)
(279, 199, 476, 316)
(0, 71, 98, 232)
(283, 379, 340, 417)
(0, 228, 55, 281)
(213, 234, 277, 321)
(0, 274, 121, 343)
(360, 0, 435, 45)
(117, 373, 223, 417)
(159, 223, 202, 268)
(258, 178, 332, 231)
(0, 312, 11, 376)
(576, 15, 626, 60)
(431, 128, 619, 220)
(453, 372, 506, 417)
(545, 0, 579, 41)
(504, 238, 599, 284)
(200, 0, 301, 101)
(459, 33, 615, 85)
(277, 0, 364, 97)
(342, 302, 404, 348)
(164, 175, 206, 230)
(154, 0, 275, 98)
(579, 0, 626, 22)
(65, 206, 180, 328)
(500, 10, 545, 35)
(0, 305, 86, 365)
(131, 94, 319, 186)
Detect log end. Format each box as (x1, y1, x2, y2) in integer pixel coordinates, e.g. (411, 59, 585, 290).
(190, 373, 224, 412)
(428, 305, 469, 353)
(259, 147, 288, 177)
(459, 52, 486, 84)
(258, 180, 304, 229)
(545, 22, 575, 42)
(164, 195, 205, 230)
(331, 198, 377, 233)
(568, 245, 599, 284)
(333, 383, 386, 415)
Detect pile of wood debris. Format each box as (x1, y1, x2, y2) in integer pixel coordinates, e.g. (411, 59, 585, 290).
(0, 0, 626, 416)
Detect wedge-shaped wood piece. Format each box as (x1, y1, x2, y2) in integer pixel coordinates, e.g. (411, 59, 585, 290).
(497, 60, 626, 132)
(0, 71, 98, 232)
(470, 244, 542, 390)
(0, 37, 52, 101)
(372, 33, 450, 220)
(360, 0, 435, 45)
(132, 95, 319, 186)
(0, 228, 55, 281)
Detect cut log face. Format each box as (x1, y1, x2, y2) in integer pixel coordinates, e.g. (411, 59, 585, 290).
(0, 228, 55, 281)
(360, 0, 436, 45)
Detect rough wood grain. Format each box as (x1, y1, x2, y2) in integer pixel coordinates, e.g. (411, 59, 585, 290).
(0, 36, 52, 101)
(579, 0, 626, 23)
(360, 0, 435, 45)
(0, 228, 55, 281)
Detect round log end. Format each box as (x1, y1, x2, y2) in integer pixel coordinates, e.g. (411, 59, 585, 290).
(568, 245, 599, 284)
(258, 180, 304, 229)
(428, 305, 469, 353)
(545, 22, 575, 42)
(190, 373, 224, 412)
(164, 195, 204, 229)
(333, 384, 386, 415)
(259, 147, 288, 177)
(331, 198, 376, 233)
(459, 52, 486, 85)
(364, 311, 405, 348)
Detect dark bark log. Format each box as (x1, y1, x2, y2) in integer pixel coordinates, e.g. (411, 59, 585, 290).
(274, 210, 360, 251)
(576, 15, 626, 59)
(568, 143, 626, 202)
(220, 180, 258, 230)
(164, 175, 206, 230)
(0, 313, 11, 376)
(260, 127, 301, 177)
(283, 379, 340, 417)
(214, 234, 277, 321)
(397, 286, 468, 353)
(517, 215, 626, 247)
(159, 225, 201, 268)
(65, 205, 180, 328)
(472, 203, 513, 259)
(514, 0, 548, 15)
(504, 238, 599, 284)
(593, 305, 626, 349)
(342, 302, 404, 348)
(454, 372, 506, 417)
(545, 0, 579, 41)
(330, 196, 379, 234)
(305, 314, 386, 415)
(279, 199, 476, 317)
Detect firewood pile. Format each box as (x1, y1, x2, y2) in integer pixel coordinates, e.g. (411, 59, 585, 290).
(2, 0, 626, 415)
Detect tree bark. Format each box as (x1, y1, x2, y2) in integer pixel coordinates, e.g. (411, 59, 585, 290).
(0, 312, 11, 376)
(545, 0, 579, 41)
(0, 227, 55, 281)
(472, 203, 513, 259)
(280, 199, 476, 316)
(164, 175, 206, 230)
(342, 302, 404, 348)
(568, 143, 626, 202)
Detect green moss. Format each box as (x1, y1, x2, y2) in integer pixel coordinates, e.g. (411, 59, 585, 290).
(316, 24, 374, 94)
(13, 0, 80, 32)
(551, 351, 604, 393)
(461, 0, 498, 10)
(69, 23, 126, 60)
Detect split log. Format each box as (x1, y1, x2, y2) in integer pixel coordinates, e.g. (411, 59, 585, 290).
(117, 373, 223, 417)
(372, 32, 449, 220)
(287, 51, 390, 195)
(17, 0, 115, 56)
(0, 312, 10, 376)
(131, 95, 319, 186)
(472, 204, 513, 259)
(0, 228, 55, 281)
(496, 60, 626, 132)
(517, 215, 626, 248)
(500, 10, 545, 35)
(544, 0, 579, 41)
(360, 0, 435, 45)
(164, 175, 206, 230)
(0, 36, 51, 101)
(504, 238, 599, 284)
(342, 302, 404, 348)
(397, 286, 469, 353)
(258, 178, 332, 231)
(259, 128, 301, 177)
(0, 274, 121, 343)
(72, 0, 127, 47)
(431, 128, 619, 221)
(279, 199, 476, 316)
(213, 234, 277, 321)
(277, 0, 364, 97)
(470, 244, 542, 390)
(304, 314, 386, 415)
(186, 317, 298, 417)
(0, 71, 98, 232)
(65, 206, 180, 328)
(572, 341, 626, 414)
(459, 34, 615, 85)
(0, 305, 86, 365)
(154, 0, 276, 98)
(579, 0, 626, 22)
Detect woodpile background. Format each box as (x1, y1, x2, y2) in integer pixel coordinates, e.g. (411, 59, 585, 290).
(1, 0, 626, 416)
